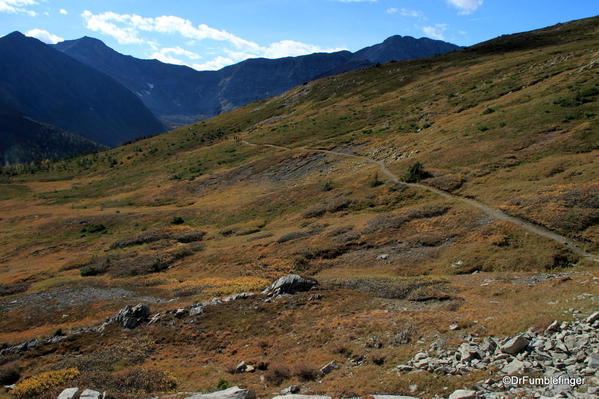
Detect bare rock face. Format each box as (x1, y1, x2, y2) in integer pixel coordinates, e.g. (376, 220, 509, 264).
(186, 386, 255, 399)
(262, 274, 319, 297)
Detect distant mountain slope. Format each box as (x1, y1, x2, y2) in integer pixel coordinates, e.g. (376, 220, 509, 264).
(0, 32, 165, 147)
(352, 35, 461, 64)
(55, 35, 460, 126)
(0, 108, 106, 165)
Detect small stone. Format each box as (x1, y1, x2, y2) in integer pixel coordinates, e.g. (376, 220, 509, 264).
(448, 390, 477, 399)
(503, 359, 525, 375)
(377, 254, 389, 260)
(586, 311, 599, 324)
(500, 335, 530, 355)
(588, 353, 599, 369)
(449, 324, 460, 331)
(186, 386, 256, 399)
(320, 360, 339, 376)
(545, 320, 560, 333)
(190, 305, 204, 316)
(79, 389, 103, 399)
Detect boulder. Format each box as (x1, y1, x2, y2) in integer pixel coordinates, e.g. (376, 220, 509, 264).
(262, 274, 319, 297)
(110, 304, 150, 329)
(448, 390, 477, 399)
(57, 388, 79, 399)
(186, 386, 255, 399)
(500, 336, 529, 355)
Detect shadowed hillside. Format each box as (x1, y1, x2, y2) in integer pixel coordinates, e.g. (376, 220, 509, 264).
(0, 32, 165, 147)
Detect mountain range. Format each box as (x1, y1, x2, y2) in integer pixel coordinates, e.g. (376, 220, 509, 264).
(54, 35, 459, 127)
(0, 31, 459, 164)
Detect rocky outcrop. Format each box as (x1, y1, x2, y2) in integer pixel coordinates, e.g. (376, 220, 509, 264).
(398, 313, 599, 398)
(262, 274, 319, 297)
(106, 304, 150, 329)
(57, 388, 106, 399)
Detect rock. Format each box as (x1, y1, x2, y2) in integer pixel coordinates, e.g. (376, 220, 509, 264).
(480, 337, 497, 354)
(371, 396, 420, 399)
(503, 359, 525, 375)
(271, 396, 331, 399)
(377, 254, 389, 260)
(500, 336, 530, 355)
(236, 361, 248, 373)
(110, 304, 150, 329)
(186, 386, 256, 399)
(448, 390, 477, 399)
(57, 388, 79, 399)
(545, 320, 560, 333)
(79, 389, 103, 399)
(449, 324, 460, 331)
(190, 305, 204, 316)
(175, 308, 188, 318)
(320, 360, 339, 376)
(588, 353, 599, 369)
(586, 311, 599, 324)
(262, 274, 319, 297)
(280, 386, 300, 394)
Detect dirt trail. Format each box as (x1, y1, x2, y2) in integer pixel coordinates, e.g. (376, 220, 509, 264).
(242, 140, 599, 263)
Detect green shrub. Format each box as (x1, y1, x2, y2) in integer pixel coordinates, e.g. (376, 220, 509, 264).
(403, 162, 432, 183)
(171, 216, 185, 225)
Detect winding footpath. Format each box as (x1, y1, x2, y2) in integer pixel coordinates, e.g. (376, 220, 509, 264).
(242, 140, 599, 263)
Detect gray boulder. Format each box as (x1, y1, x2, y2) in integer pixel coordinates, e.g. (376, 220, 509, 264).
(500, 336, 529, 355)
(262, 274, 319, 296)
(57, 388, 79, 399)
(186, 386, 255, 399)
(110, 304, 150, 329)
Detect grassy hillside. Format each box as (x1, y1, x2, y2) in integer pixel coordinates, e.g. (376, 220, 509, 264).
(0, 16, 597, 399)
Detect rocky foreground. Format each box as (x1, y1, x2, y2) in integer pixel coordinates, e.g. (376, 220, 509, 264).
(4, 275, 598, 399)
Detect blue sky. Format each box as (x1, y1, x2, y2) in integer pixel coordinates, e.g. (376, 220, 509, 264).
(1, 1, 598, 70)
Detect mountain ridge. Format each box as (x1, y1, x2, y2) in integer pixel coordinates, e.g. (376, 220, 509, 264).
(55, 34, 460, 126)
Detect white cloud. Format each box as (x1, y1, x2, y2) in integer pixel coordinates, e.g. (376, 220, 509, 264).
(399, 8, 424, 18)
(25, 28, 63, 44)
(422, 24, 448, 40)
(59, 8, 67, 15)
(151, 46, 201, 65)
(81, 10, 346, 70)
(0, 0, 38, 16)
(386, 8, 397, 14)
(446, 0, 483, 15)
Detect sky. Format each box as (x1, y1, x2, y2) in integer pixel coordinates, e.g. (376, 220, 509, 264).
(1, 1, 598, 71)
